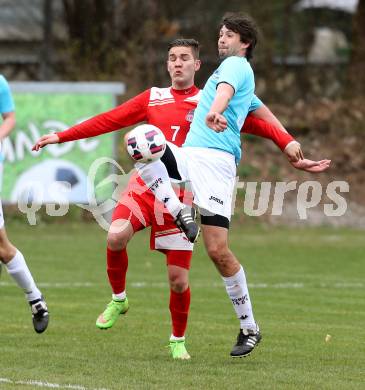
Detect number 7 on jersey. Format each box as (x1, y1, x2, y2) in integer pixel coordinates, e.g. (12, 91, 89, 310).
(171, 125, 181, 142)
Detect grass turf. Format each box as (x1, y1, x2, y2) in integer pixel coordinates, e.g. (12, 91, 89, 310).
(0, 221, 364, 389)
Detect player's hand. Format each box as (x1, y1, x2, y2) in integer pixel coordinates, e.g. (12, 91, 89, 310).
(32, 133, 60, 151)
(206, 112, 227, 132)
(291, 159, 331, 173)
(284, 141, 304, 162)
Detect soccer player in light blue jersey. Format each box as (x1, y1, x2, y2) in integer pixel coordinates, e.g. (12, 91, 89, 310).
(135, 13, 328, 358)
(0, 75, 49, 333)
(136, 13, 268, 357)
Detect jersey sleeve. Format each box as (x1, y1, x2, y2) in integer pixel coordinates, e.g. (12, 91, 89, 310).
(248, 95, 263, 112)
(57, 89, 150, 143)
(0, 76, 15, 113)
(242, 114, 295, 151)
(217, 57, 246, 92)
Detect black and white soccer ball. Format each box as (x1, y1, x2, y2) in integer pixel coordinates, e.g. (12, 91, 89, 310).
(126, 124, 166, 163)
(11, 159, 89, 204)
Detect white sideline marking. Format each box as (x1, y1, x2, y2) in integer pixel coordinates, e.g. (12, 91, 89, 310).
(0, 281, 363, 289)
(0, 282, 94, 288)
(0, 377, 108, 390)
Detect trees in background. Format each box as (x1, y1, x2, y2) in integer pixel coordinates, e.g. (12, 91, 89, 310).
(348, 0, 365, 96)
(38, 0, 364, 101)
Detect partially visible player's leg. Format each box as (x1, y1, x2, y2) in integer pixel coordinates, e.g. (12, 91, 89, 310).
(136, 159, 182, 217)
(201, 223, 261, 357)
(188, 148, 260, 357)
(166, 251, 192, 360)
(167, 253, 191, 338)
(136, 144, 199, 243)
(152, 199, 193, 360)
(106, 218, 134, 298)
(96, 189, 152, 329)
(95, 218, 132, 329)
(0, 224, 49, 333)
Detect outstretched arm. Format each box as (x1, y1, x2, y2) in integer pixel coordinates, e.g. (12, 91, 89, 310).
(33, 90, 150, 151)
(242, 115, 330, 173)
(248, 103, 303, 162)
(250, 103, 288, 134)
(243, 115, 293, 151)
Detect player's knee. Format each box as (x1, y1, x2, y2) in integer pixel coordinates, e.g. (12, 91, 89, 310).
(0, 248, 8, 262)
(0, 243, 17, 263)
(168, 271, 188, 293)
(107, 231, 129, 251)
(107, 219, 133, 251)
(170, 278, 188, 293)
(206, 242, 229, 263)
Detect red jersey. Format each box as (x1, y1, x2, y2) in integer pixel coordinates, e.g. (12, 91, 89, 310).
(57, 85, 294, 150)
(58, 86, 200, 147)
(145, 86, 200, 146)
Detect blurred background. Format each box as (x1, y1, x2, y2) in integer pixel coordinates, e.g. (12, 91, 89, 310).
(1, 0, 364, 227)
(1, 1, 363, 96)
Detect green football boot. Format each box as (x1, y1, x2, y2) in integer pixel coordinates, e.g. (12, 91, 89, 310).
(96, 298, 129, 329)
(169, 339, 191, 360)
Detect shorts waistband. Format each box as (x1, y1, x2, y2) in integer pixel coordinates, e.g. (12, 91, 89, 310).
(183, 146, 235, 162)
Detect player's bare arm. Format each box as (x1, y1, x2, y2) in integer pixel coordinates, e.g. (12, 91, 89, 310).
(205, 82, 233, 132)
(251, 104, 304, 162)
(0, 111, 16, 140)
(243, 115, 329, 172)
(32, 133, 60, 151)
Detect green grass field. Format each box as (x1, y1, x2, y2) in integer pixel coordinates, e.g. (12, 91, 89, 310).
(0, 221, 364, 390)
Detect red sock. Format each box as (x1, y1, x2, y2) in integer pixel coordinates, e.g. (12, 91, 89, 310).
(106, 247, 128, 294)
(169, 287, 191, 338)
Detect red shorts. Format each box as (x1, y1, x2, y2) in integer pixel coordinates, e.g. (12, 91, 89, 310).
(112, 172, 193, 269)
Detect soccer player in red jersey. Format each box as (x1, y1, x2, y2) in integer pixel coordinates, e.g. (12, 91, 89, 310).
(33, 39, 327, 359)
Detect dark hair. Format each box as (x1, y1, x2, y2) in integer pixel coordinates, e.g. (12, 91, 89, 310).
(168, 38, 200, 59)
(220, 13, 258, 60)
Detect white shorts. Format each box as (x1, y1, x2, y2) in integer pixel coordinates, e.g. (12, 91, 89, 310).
(154, 230, 194, 251)
(167, 142, 237, 220)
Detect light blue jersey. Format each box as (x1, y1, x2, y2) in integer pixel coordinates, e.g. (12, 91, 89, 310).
(249, 95, 262, 112)
(184, 56, 256, 164)
(0, 75, 15, 162)
(0, 75, 15, 114)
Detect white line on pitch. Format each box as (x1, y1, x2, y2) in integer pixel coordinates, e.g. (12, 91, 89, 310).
(0, 281, 363, 289)
(0, 377, 109, 390)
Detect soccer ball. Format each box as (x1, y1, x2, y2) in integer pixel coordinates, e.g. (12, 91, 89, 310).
(11, 159, 89, 204)
(126, 124, 166, 163)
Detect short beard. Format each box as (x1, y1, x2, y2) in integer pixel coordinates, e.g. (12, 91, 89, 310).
(218, 49, 230, 60)
(218, 47, 236, 60)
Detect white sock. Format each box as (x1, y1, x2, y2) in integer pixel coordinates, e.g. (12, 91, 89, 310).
(113, 291, 126, 301)
(170, 334, 185, 341)
(222, 266, 256, 330)
(5, 250, 42, 302)
(136, 160, 183, 217)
